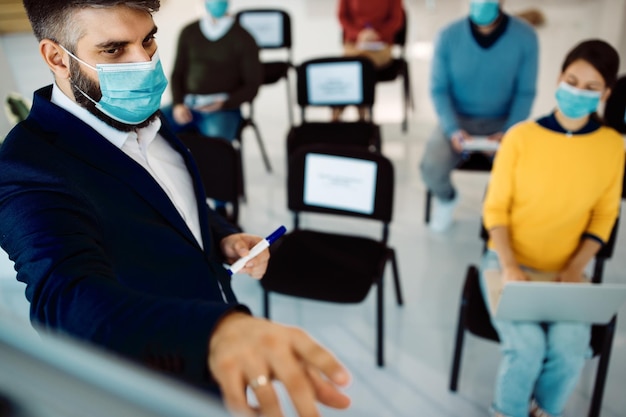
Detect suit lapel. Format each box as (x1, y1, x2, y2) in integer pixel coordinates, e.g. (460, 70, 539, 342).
(29, 87, 204, 250)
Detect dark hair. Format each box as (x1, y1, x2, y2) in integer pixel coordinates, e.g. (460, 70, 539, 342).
(22, 0, 160, 49)
(561, 39, 620, 88)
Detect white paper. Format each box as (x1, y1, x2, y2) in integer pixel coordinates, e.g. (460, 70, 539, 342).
(303, 153, 377, 214)
(239, 12, 284, 48)
(306, 61, 363, 105)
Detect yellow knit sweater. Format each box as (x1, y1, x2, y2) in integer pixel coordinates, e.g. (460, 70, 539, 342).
(483, 119, 624, 271)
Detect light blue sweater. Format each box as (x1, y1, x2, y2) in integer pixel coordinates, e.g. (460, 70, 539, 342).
(430, 16, 538, 137)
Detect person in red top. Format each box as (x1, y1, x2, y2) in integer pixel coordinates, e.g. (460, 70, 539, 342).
(334, 0, 404, 121)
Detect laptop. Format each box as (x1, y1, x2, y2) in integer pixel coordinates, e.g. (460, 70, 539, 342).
(484, 269, 626, 324)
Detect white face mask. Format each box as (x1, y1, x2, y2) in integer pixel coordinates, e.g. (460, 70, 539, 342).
(61, 46, 168, 124)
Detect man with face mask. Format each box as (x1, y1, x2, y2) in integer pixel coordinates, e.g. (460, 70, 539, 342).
(162, 0, 262, 142)
(420, 0, 539, 232)
(0, 1, 351, 416)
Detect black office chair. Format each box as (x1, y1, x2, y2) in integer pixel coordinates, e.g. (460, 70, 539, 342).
(374, 9, 413, 133)
(604, 75, 626, 135)
(287, 56, 381, 157)
(178, 132, 243, 229)
(603, 75, 626, 199)
(237, 8, 294, 128)
(261, 144, 403, 367)
(449, 219, 620, 417)
(235, 9, 295, 174)
(424, 152, 493, 223)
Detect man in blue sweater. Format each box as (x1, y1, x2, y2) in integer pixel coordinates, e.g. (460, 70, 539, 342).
(420, 0, 538, 232)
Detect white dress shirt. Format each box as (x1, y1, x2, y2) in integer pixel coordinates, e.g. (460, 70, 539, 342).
(51, 83, 204, 248)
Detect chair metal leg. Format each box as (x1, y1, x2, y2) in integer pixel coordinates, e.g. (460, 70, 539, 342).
(263, 289, 270, 319)
(245, 119, 273, 173)
(449, 297, 467, 391)
(377, 278, 384, 367)
(588, 316, 617, 417)
(401, 62, 410, 133)
(425, 189, 432, 224)
(284, 73, 294, 128)
(389, 249, 404, 306)
(231, 138, 246, 202)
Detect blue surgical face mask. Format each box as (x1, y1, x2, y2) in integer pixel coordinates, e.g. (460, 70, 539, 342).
(555, 81, 602, 120)
(62, 46, 168, 125)
(206, 0, 229, 19)
(469, 0, 500, 26)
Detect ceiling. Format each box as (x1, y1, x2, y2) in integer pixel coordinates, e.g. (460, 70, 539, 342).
(0, 0, 31, 34)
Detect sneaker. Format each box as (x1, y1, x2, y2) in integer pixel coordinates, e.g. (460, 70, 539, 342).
(430, 193, 459, 232)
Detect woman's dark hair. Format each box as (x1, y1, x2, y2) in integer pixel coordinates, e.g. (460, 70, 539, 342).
(561, 39, 620, 125)
(561, 39, 620, 89)
(22, 0, 160, 49)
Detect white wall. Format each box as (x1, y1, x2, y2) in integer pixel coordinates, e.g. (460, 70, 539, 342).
(0, 38, 19, 139)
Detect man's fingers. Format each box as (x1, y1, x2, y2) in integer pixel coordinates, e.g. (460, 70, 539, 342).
(291, 328, 351, 387)
(244, 371, 284, 417)
(217, 369, 256, 417)
(306, 366, 351, 409)
(268, 353, 319, 417)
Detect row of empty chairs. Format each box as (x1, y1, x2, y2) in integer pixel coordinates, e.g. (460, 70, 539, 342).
(234, 7, 413, 176)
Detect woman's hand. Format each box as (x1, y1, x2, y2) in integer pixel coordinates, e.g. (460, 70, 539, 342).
(501, 265, 528, 283)
(556, 266, 587, 283)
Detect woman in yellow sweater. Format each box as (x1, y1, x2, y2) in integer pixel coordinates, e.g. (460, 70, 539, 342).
(481, 39, 623, 417)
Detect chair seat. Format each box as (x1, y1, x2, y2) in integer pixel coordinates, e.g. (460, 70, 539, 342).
(262, 61, 290, 85)
(262, 230, 389, 303)
(456, 152, 493, 171)
(376, 58, 405, 83)
(286, 121, 381, 155)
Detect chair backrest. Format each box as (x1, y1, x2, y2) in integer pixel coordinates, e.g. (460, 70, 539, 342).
(393, 9, 407, 48)
(287, 144, 394, 226)
(177, 132, 241, 224)
(296, 56, 377, 113)
(604, 75, 626, 134)
(235, 9, 292, 50)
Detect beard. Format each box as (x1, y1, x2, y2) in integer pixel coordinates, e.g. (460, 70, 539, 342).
(69, 60, 159, 132)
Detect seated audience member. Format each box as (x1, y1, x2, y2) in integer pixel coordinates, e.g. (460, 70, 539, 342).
(481, 39, 623, 417)
(334, 0, 403, 121)
(420, 0, 538, 232)
(0, 1, 351, 417)
(162, 0, 262, 141)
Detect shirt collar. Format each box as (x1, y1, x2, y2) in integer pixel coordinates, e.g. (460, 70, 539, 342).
(50, 82, 161, 148)
(200, 15, 234, 41)
(537, 112, 601, 135)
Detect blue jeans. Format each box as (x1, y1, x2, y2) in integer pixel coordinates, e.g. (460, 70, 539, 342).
(480, 250, 592, 417)
(419, 116, 506, 200)
(161, 105, 242, 141)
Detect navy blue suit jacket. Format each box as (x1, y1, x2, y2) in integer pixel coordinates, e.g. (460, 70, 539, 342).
(0, 86, 245, 388)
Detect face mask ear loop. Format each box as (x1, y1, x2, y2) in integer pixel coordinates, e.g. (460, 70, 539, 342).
(58, 45, 101, 106)
(58, 44, 98, 72)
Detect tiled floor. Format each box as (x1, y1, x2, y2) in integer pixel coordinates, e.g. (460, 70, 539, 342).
(1, 1, 625, 416)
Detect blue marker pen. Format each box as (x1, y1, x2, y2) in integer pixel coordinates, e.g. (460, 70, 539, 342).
(227, 226, 287, 276)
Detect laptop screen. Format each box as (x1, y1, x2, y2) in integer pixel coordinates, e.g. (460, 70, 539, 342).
(239, 12, 284, 48)
(303, 153, 377, 214)
(306, 61, 363, 105)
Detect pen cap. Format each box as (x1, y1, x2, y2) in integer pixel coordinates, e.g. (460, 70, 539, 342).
(265, 226, 287, 244)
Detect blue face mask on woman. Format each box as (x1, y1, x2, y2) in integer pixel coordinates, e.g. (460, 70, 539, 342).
(62, 46, 168, 125)
(555, 81, 602, 120)
(469, 0, 500, 26)
(206, 0, 229, 19)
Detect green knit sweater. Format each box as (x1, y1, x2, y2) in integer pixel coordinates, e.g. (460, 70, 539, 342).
(170, 21, 262, 109)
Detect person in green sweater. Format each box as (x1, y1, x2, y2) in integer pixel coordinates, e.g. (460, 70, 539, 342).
(162, 0, 262, 141)
(481, 39, 623, 417)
